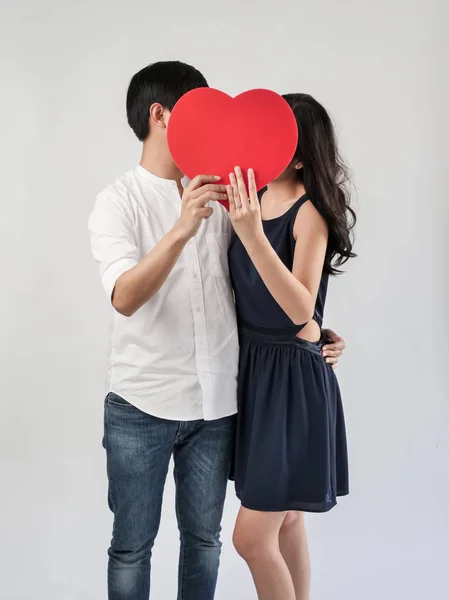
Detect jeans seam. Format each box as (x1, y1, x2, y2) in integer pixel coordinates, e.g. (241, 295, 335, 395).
(174, 463, 185, 600)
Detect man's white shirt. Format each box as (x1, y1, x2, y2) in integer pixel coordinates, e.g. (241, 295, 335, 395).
(88, 165, 239, 421)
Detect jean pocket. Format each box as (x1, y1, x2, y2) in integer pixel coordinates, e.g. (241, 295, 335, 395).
(105, 392, 132, 408)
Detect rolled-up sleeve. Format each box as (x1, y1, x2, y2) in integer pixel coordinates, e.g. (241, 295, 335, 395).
(88, 191, 140, 301)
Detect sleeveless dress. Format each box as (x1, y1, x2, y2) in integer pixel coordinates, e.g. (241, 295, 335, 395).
(228, 192, 349, 513)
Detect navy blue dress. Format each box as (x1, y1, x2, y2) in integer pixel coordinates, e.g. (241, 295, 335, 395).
(228, 192, 349, 513)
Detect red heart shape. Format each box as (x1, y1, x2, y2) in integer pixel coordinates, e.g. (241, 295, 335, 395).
(167, 88, 298, 210)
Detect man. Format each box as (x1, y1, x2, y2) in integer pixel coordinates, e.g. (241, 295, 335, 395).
(88, 61, 345, 600)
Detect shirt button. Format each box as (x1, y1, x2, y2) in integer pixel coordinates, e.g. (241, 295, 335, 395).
(193, 272, 198, 279)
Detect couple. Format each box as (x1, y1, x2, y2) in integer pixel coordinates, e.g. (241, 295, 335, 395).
(88, 60, 355, 600)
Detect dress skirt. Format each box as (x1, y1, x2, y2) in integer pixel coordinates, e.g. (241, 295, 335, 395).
(232, 322, 349, 513)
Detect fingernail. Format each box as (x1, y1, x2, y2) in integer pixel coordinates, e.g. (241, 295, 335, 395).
(214, 176, 221, 180)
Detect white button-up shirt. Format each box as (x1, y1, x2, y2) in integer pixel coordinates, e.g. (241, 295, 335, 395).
(88, 165, 239, 421)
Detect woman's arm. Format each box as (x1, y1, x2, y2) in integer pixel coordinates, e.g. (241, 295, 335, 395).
(244, 201, 327, 325)
(228, 167, 328, 326)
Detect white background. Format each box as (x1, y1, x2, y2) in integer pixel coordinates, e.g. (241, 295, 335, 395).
(1, 1, 448, 598)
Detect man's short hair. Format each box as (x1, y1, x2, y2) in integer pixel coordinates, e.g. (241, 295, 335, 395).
(126, 61, 208, 141)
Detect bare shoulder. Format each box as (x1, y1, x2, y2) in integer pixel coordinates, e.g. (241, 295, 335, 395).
(293, 199, 328, 239)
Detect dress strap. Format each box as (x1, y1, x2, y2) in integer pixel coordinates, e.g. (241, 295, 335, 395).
(288, 193, 310, 222)
(257, 188, 310, 222)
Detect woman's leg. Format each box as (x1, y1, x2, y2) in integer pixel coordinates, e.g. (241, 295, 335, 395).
(233, 507, 296, 600)
(279, 512, 311, 600)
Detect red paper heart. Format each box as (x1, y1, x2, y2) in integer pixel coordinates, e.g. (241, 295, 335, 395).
(167, 88, 298, 210)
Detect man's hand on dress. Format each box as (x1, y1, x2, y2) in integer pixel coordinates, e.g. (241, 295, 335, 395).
(321, 329, 345, 369)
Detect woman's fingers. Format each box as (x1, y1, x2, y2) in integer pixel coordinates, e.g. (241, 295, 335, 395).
(234, 166, 249, 209)
(227, 184, 236, 218)
(229, 167, 258, 218)
(247, 168, 258, 205)
(229, 173, 241, 210)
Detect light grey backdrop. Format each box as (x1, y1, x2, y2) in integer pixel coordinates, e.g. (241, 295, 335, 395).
(1, 0, 448, 598)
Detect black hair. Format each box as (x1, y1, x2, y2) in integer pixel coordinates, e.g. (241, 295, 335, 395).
(282, 93, 356, 275)
(126, 61, 208, 141)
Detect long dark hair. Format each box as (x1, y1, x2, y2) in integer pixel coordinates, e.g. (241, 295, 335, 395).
(282, 93, 356, 275)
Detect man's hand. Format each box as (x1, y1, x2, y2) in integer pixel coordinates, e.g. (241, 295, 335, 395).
(176, 175, 228, 240)
(111, 174, 225, 317)
(322, 329, 345, 369)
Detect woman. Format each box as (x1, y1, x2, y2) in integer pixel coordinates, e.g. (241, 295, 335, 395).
(227, 93, 356, 600)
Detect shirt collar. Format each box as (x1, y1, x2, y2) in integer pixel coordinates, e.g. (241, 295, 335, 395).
(136, 165, 189, 190)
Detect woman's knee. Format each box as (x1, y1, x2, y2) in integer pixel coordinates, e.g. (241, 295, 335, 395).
(280, 511, 304, 534)
(233, 523, 272, 561)
(233, 523, 258, 560)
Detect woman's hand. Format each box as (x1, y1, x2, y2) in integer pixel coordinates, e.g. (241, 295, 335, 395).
(227, 167, 265, 248)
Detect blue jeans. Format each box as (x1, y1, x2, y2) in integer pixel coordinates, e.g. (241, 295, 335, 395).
(103, 392, 236, 600)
